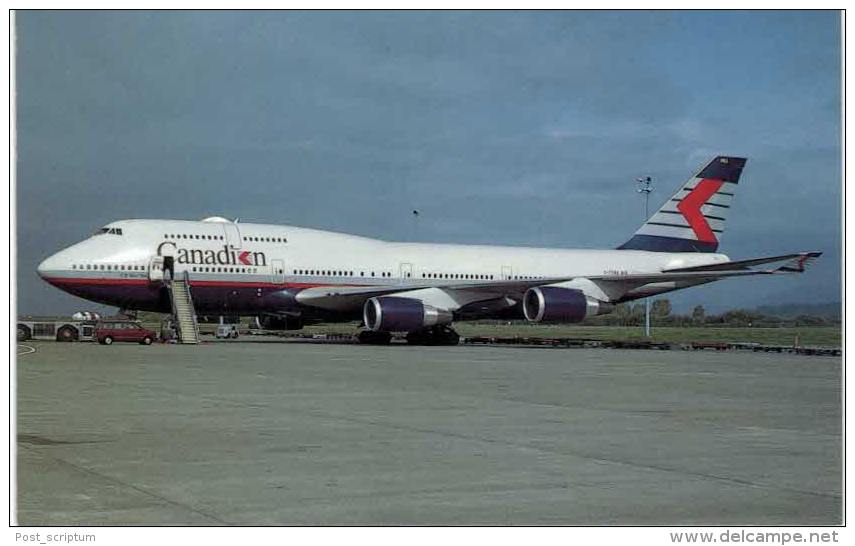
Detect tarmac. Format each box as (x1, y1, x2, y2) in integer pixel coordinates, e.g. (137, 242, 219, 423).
(15, 339, 842, 525)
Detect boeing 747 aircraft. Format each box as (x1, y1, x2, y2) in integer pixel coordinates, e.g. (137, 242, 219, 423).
(37, 156, 820, 344)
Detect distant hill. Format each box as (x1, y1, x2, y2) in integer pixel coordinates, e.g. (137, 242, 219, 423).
(754, 302, 841, 320)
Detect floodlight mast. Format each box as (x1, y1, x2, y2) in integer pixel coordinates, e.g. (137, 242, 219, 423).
(636, 176, 654, 338)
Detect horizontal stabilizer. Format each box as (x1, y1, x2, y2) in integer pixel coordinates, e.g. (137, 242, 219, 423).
(664, 252, 822, 273)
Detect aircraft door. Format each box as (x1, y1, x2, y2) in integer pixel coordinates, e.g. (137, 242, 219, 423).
(163, 256, 174, 281)
(271, 259, 285, 285)
(154, 241, 177, 281)
(501, 265, 513, 280)
(148, 256, 165, 282)
(222, 222, 242, 249)
(399, 263, 413, 282)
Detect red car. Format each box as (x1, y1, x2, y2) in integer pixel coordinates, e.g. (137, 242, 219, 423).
(95, 321, 157, 345)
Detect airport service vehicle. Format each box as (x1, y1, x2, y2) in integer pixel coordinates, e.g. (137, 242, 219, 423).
(95, 321, 156, 345)
(37, 156, 821, 345)
(215, 324, 240, 339)
(17, 318, 97, 342)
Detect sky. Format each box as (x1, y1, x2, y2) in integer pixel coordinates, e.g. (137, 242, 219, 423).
(15, 10, 841, 315)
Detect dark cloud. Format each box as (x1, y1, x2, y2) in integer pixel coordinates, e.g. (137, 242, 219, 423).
(16, 11, 841, 314)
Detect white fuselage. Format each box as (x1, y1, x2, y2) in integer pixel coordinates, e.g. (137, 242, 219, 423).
(37, 218, 729, 318)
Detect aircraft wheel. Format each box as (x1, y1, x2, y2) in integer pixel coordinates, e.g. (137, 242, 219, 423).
(357, 331, 392, 345)
(405, 330, 431, 345)
(440, 328, 460, 346)
(434, 326, 460, 346)
(406, 326, 459, 346)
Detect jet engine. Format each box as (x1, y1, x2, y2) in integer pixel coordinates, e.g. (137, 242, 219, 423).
(363, 296, 453, 332)
(522, 286, 613, 323)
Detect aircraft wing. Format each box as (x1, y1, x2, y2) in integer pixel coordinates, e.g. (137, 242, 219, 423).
(589, 251, 822, 283)
(294, 285, 432, 309)
(439, 251, 822, 289)
(293, 251, 821, 312)
(293, 277, 579, 312)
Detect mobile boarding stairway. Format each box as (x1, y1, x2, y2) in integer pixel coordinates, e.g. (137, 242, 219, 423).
(168, 271, 200, 344)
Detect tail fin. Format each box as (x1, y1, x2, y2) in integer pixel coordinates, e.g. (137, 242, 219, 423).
(618, 155, 747, 252)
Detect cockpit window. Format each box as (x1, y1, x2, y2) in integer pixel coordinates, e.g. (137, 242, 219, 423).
(94, 227, 123, 236)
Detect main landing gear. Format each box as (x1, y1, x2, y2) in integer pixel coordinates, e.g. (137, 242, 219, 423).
(405, 325, 460, 346)
(357, 330, 393, 345)
(356, 326, 461, 346)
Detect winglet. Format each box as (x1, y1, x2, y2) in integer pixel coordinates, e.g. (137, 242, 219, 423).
(774, 252, 823, 273)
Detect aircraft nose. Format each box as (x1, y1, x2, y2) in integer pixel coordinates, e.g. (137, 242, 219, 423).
(37, 252, 62, 279)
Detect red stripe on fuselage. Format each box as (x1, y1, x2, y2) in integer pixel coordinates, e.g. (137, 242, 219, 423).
(44, 277, 150, 286)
